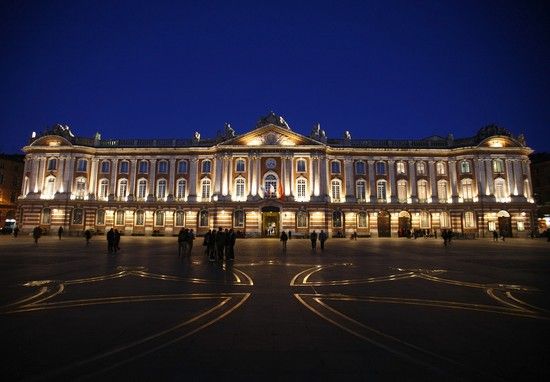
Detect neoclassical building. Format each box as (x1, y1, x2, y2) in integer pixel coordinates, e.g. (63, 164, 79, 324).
(17, 113, 536, 238)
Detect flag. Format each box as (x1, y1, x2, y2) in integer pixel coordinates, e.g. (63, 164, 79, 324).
(269, 184, 275, 196)
(278, 181, 284, 199)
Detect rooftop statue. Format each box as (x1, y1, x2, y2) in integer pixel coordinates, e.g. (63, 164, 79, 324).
(256, 111, 291, 130)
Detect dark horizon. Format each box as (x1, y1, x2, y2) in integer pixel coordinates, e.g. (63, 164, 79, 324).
(1, 1, 548, 154)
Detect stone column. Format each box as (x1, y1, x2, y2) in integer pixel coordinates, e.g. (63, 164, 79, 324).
(226, 155, 233, 199)
(64, 156, 75, 195)
(449, 160, 458, 202)
(408, 160, 417, 202)
(55, 156, 65, 194)
(214, 155, 223, 197)
(27, 155, 37, 194)
(485, 159, 494, 196)
(188, 156, 198, 202)
(368, 160, 375, 203)
(37, 157, 47, 194)
(309, 156, 315, 197)
(248, 155, 256, 198)
(168, 158, 176, 200)
(513, 160, 524, 197)
(505, 159, 514, 197)
(476, 158, 486, 199)
(285, 155, 293, 199)
(388, 159, 397, 202)
(319, 155, 328, 200)
(428, 160, 436, 202)
(89, 158, 99, 199)
(128, 159, 137, 200)
(345, 157, 356, 202)
(147, 158, 156, 201)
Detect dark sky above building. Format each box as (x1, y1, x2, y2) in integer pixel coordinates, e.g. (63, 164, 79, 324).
(1, 1, 548, 153)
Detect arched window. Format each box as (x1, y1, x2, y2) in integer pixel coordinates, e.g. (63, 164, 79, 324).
(75, 177, 87, 199)
(331, 160, 341, 174)
(176, 179, 186, 200)
(356, 180, 366, 201)
(72, 208, 83, 225)
(157, 179, 167, 199)
(460, 160, 471, 174)
(492, 159, 504, 173)
(494, 178, 506, 201)
(355, 161, 366, 175)
(101, 161, 110, 173)
(235, 159, 246, 172)
(155, 210, 165, 226)
(376, 180, 387, 201)
(296, 177, 307, 200)
(45, 176, 56, 198)
(416, 162, 426, 175)
(417, 179, 428, 202)
(175, 210, 185, 227)
(47, 158, 57, 171)
(396, 161, 406, 174)
(137, 179, 147, 199)
(461, 178, 473, 201)
(331, 179, 342, 202)
(199, 209, 209, 227)
(77, 159, 88, 172)
(397, 179, 407, 202)
(41, 208, 51, 224)
(135, 210, 145, 226)
(177, 160, 188, 174)
(119, 161, 129, 174)
(98, 179, 109, 199)
(115, 210, 125, 226)
(375, 161, 386, 175)
(234, 210, 245, 228)
(357, 211, 368, 228)
(332, 210, 343, 228)
(264, 174, 278, 198)
(201, 178, 211, 200)
(464, 211, 476, 228)
(296, 211, 308, 228)
(96, 209, 105, 225)
(296, 159, 307, 173)
(158, 160, 168, 174)
(420, 211, 430, 228)
(437, 179, 448, 202)
(439, 212, 450, 228)
(436, 162, 446, 175)
(138, 160, 148, 174)
(235, 177, 246, 199)
(118, 179, 128, 198)
(201, 160, 211, 173)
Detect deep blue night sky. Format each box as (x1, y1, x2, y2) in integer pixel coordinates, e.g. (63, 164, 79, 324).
(1, 1, 548, 153)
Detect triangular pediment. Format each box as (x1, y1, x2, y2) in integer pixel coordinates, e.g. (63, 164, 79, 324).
(220, 124, 325, 147)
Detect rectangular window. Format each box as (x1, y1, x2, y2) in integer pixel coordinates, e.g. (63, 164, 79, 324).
(296, 159, 306, 173)
(135, 211, 145, 226)
(357, 212, 367, 228)
(355, 161, 366, 175)
(158, 161, 168, 173)
(120, 161, 129, 174)
(376, 162, 386, 175)
(77, 159, 88, 172)
(101, 161, 110, 173)
(96, 210, 105, 225)
(116, 211, 125, 225)
(139, 161, 148, 173)
(331, 161, 341, 174)
(178, 161, 188, 173)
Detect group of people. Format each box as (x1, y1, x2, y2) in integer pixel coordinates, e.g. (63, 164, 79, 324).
(309, 230, 328, 251)
(177, 228, 195, 256)
(106, 228, 121, 253)
(492, 230, 508, 242)
(441, 229, 453, 246)
(202, 227, 237, 262)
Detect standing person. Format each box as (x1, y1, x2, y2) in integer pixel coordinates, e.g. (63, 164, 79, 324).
(288, 230, 292, 240)
(187, 229, 195, 255)
(492, 230, 498, 242)
(33, 226, 42, 244)
(107, 228, 115, 253)
(178, 228, 186, 257)
(205, 230, 216, 261)
(310, 230, 318, 251)
(13, 226, 19, 238)
(215, 227, 225, 261)
(501, 230, 506, 242)
(442, 229, 448, 246)
(280, 231, 288, 252)
(58, 226, 64, 240)
(227, 229, 236, 260)
(114, 229, 121, 252)
(319, 230, 327, 251)
(84, 229, 92, 245)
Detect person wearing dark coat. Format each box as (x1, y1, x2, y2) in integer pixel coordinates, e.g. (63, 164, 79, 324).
(107, 228, 115, 253)
(280, 231, 288, 251)
(58, 226, 64, 240)
(310, 230, 318, 251)
(215, 227, 226, 261)
(114, 229, 121, 251)
(227, 229, 236, 260)
(319, 230, 327, 250)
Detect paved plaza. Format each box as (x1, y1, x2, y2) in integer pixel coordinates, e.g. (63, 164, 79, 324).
(0, 234, 549, 381)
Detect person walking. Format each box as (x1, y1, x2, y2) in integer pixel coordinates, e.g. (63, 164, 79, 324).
(501, 230, 506, 242)
(58, 226, 64, 240)
(280, 231, 288, 252)
(13, 227, 19, 238)
(84, 229, 92, 245)
(107, 228, 115, 253)
(227, 229, 236, 260)
(492, 230, 498, 242)
(33, 226, 41, 244)
(310, 230, 318, 251)
(215, 227, 225, 261)
(319, 230, 327, 251)
(288, 230, 292, 240)
(187, 229, 195, 255)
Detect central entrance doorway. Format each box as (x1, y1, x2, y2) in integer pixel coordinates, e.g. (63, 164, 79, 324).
(261, 206, 280, 237)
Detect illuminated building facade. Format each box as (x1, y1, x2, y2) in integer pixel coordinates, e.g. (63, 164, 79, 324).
(17, 113, 536, 238)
